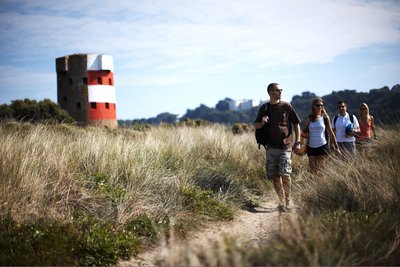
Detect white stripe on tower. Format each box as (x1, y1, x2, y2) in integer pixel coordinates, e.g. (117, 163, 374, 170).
(87, 54, 114, 72)
(88, 85, 116, 103)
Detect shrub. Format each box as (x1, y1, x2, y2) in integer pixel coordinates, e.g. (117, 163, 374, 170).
(181, 186, 234, 220)
(0, 98, 74, 123)
(0, 212, 166, 266)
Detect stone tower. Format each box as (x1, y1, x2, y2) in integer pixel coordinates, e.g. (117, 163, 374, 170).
(56, 54, 117, 128)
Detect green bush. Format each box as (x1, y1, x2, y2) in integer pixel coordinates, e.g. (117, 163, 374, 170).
(125, 214, 160, 242)
(85, 172, 127, 203)
(0, 98, 75, 123)
(0, 218, 76, 266)
(181, 186, 234, 220)
(0, 213, 158, 266)
(72, 212, 140, 266)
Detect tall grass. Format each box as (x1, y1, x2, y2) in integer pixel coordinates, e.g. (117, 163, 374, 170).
(0, 122, 268, 265)
(3, 122, 398, 266)
(157, 125, 400, 266)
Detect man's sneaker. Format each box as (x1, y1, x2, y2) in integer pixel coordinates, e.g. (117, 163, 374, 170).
(277, 204, 286, 212)
(285, 201, 292, 211)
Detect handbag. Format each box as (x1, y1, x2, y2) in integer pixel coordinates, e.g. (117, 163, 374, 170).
(296, 130, 309, 156)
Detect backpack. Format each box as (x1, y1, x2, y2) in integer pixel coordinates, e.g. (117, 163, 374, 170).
(255, 103, 270, 149)
(333, 114, 354, 128)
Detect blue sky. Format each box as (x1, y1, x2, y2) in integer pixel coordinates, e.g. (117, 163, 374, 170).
(0, 0, 399, 120)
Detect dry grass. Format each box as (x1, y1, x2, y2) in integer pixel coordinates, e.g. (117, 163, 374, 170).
(2, 121, 398, 266)
(156, 125, 400, 266)
(0, 122, 267, 225)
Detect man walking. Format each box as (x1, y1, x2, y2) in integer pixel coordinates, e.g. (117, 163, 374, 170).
(254, 83, 301, 212)
(332, 101, 359, 156)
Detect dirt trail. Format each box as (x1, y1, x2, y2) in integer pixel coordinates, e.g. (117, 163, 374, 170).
(119, 195, 290, 266)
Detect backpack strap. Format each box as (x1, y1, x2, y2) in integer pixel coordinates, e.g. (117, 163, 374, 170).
(264, 102, 270, 116)
(323, 117, 329, 142)
(333, 115, 338, 128)
(333, 114, 353, 127)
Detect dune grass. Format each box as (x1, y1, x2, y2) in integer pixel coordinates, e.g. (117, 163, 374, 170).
(2, 121, 398, 266)
(156, 125, 400, 266)
(0, 121, 268, 265)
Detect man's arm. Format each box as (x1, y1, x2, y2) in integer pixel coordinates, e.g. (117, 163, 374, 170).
(293, 123, 301, 152)
(254, 122, 263, 129)
(294, 123, 300, 143)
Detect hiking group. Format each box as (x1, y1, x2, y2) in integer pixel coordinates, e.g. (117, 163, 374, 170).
(254, 83, 376, 212)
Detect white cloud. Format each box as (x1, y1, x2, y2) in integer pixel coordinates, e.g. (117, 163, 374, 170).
(0, 0, 399, 108)
(2, 1, 399, 65)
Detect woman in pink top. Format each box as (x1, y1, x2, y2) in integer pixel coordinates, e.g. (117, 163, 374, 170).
(356, 102, 376, 144)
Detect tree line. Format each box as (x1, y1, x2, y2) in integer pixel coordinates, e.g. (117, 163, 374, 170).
(291, 84, 400, 125)
(1, 84, 399, 126)
(0, 99, 74, 123)
(120, 84, 400, 126)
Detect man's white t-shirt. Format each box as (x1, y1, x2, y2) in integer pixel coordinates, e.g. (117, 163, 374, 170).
(332, 113, 359, 143)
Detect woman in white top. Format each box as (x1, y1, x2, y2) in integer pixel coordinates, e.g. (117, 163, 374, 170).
(303, 98, 339, 174)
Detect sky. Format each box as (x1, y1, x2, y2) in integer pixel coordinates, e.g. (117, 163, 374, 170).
(0, 0, 399, 120)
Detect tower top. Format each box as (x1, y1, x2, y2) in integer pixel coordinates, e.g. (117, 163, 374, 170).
(56, 54, 114, 73)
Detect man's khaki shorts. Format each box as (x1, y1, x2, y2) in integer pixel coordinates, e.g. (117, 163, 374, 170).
(266, 147, 292, 180)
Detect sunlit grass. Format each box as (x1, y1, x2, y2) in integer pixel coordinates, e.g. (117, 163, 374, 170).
(3, 121, 398, 266)
(157, 125, 400, 266)
(0, 122, 269, 265)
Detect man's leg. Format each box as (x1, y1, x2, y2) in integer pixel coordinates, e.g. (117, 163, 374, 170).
(282, 175, 291, 208)
(272, 177, 285, 207)
(348, 141, 357, 156)
(279, 149, 292, 209)
(267, 148, 285, 210)
(339, 142, 357, 156)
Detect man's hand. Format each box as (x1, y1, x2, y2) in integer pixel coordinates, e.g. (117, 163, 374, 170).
(293, 141, 301, 153)
(262, 116, 269, 125)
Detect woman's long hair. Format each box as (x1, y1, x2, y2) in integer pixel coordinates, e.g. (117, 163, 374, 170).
(359, 102, 371, 121)
(310, 97, 325, 122)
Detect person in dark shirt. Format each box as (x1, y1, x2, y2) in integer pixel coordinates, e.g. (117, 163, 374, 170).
(254, 83, 301, 212)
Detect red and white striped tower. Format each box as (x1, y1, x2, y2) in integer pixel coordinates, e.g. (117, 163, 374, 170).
(56, 54, 117, 128)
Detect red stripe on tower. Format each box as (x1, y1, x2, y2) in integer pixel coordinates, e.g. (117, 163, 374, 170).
(86, 54, 117, 128)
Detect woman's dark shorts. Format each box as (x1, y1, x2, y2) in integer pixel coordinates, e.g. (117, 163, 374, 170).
(307, 144, 328, 156)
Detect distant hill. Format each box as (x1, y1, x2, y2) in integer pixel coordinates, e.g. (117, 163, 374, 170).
(119, 84, 400, 126)
(291, 84, 400, 125)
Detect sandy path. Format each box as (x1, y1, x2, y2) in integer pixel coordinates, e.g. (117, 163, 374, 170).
(119, 195, 290, 266)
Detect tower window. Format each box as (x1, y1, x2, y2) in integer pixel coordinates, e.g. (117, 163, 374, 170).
(63, 96, 67, 102)
(91, 102, 97, 109)
(97, 77, 102, 84)
(76, 102, 81, 109)
(105, 103, 109, 109)
(69, 78, 73, 85)
(83, 77, 88, 85)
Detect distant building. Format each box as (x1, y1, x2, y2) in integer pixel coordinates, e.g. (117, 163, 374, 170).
(226, 99, 260, 111)
(56, 54, 117, 128)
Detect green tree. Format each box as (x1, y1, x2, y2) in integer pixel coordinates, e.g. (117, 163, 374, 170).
(215, 99, 230, 111)
(0, 99, 75, 123)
